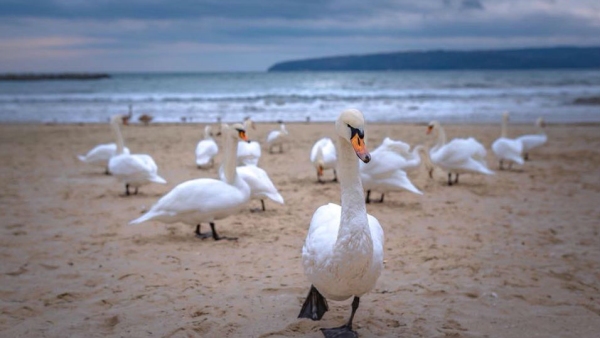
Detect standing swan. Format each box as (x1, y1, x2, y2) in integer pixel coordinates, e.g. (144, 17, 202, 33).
(310, 137, 337, 183)
(266, 120, 288, 153)
(195, 125, 219, 168)
(491, 112, 524, 170)
(516, 117, 547, 160)
(130, 124, 251, 241)
(78, 143, 130, 175)
(237, 117, 262, 166)
(299, 109, 384, 338)
(107, 115, 166, 195)
(427, 120, 494, 185)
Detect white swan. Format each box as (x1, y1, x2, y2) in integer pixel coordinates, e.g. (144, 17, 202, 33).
(359, 137, 422, 203)
(491, 112, 524, 170)
(107, 115, 166, 195)
(516, 117, 547, 160)
(195, 125, 219, 168)
(299, 109, 384, 338)
(219, 165, 284, 212)
(78, 143, 130, 174)
(427, 120, 494, 185)
(130, 124, 251, 241)
(237, 117, 262, 166)
(266, 120, 288, 153)
(310, 137, 337, 182)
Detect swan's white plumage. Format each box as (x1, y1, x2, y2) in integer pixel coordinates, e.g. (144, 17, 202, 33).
(195, 125, 219, 168)
(130, 124, 251, 230)
(78, 143, 130, 168)
(310, 137, 337, 180)
(219, 165, 284, 205)
(302, 108, 384, 304)
(267, 122, 288, 153)
(516, 117, 547, 156)
(428, 120, 494, 176)
(237, 118, 262, 166)
(492, 112, 524, 167)
(107, 116, 166, 190)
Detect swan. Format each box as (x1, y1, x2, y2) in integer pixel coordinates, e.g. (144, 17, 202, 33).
(491, 112, 524, 170)
(359, 137, 422, 203)
(78, 143, 130, 174)
(310, 137, 337, 183)
(266, 120, 288, 153)
(299, 109, 384, 338)
(195, 125, 219, 168)
(129, 124, 251, 241)
(107, 115, 167, 195)
(427, 120, 494, 185)
(219, 165, 284, 212)
(237, 117, 262, 166)
(516, 117, 547, 160)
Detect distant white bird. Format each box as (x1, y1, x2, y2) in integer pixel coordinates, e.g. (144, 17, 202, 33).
(427, 120, 494, 185)
(78, 143, 130, 174)
(310, 137, 337, 183)
(195, 125, 219, 168)
(516, 117, 547, 160)
(107, 115, 166, 195)
(359, 137, 422, 203)
(237, 117, 262, 166)
(267, 120, 288, 153)
(220, 165, 284, 212)
(492, 112, 524, 170)
(299, 109, 383, 338)
(130, 124, 251, 240)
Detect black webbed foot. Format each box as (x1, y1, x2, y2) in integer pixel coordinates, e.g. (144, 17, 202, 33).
(320, 325, 358, 338)
(298, 285, 328, 321)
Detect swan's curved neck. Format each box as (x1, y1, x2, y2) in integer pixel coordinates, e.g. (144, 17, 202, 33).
(111, 121, 125, 155)
(536, 121, 545, 135)
(222, 133, 238, 185)
(501, 116, 508, 138)
(336, 135, 370, 245)
(434, 124, 446, 150)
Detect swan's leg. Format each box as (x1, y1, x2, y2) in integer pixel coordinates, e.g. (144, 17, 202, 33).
(134, 187, 139, 195)
(298, 285, 329, 321)
(125, 184, 130, 196)
(320, 296, 360, 338)
(210, 222, 237, 241)
(454, 173, 459, 184)
(378, 193, 385, 203)
(428, 168, 434, 179)
(261, 199, 266, 211)
(524, 152, 529, 161)
(195, 224, 213, 239)
(365, 190, 372, 203)
(332, 169, 338, 182)
(447, 173, 453, 186)
(499, 160, 504, 170)
(105, 167, 110, 175)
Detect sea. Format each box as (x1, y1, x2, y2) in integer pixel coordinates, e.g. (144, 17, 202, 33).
(0, 70, 599, 124)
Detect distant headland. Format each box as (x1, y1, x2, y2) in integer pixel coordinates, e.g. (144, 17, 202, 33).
(268, 46, 600, 72)
(0, 73, 110, 81)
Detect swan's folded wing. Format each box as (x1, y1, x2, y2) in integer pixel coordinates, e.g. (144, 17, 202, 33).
(303, 204, 341, 263)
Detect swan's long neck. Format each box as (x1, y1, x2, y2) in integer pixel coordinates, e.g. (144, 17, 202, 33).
(536, 119, 545, 135)
(222, 133, 238, 185)
(433, 123, 446, 151)
(335, 135, 370, 246)
(501, 116, 508, 138)
(111, 121, 125, 155)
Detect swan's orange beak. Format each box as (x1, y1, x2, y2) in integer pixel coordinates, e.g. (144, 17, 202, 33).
(426, 125, 433, 135)
(238, 130, 248, 142)
(351, 133, 370, 163)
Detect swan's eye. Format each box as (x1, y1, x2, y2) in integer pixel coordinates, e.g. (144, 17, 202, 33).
(348, 126, 364, 140)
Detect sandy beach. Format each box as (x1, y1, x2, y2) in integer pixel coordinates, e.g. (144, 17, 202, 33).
(1, 120, 599, 338)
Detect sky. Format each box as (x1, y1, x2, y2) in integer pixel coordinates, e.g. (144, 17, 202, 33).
(0, 0, 599, 72)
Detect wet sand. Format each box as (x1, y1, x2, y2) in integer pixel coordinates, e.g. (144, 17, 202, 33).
(1, 120, 599, 337)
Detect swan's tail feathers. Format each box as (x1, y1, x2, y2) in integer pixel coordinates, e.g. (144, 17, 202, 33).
(149, 175, 167, 184)
(129, 211, 156, 225)
(480, 166, 495, 175)
(77, 155, 87, 162)
(298, 285, 329, 321)
(267, 192, 285, 205)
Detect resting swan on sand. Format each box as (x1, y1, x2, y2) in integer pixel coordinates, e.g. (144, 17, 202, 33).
(107, 115, 166, 195)
(237, 117, 261, 166)
(310, 137, 337, 183)
(427, 120, 494, 185)
(359, 137, 423, 203)
(491, 112, 524, 170)
(299, 109, 384, 338)
(267, 120, 288, 153)
(130, 124, 251, 241)
(195, 125, 219, 168)
(516, 117, 547, 160)
(78, 143, 130, 175)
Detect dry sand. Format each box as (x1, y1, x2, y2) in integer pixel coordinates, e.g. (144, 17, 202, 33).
(0, 120, 599, 338)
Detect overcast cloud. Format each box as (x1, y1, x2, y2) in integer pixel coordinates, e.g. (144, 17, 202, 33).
(0, 0, 599, 72)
